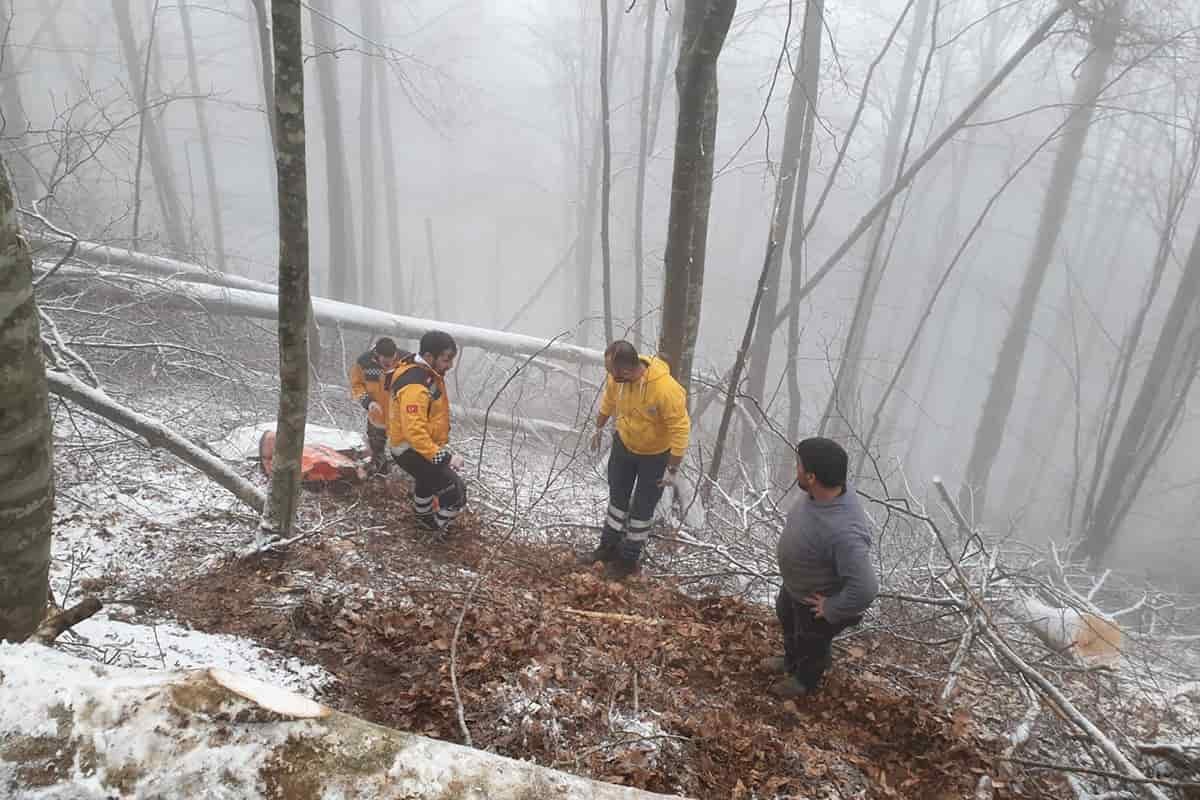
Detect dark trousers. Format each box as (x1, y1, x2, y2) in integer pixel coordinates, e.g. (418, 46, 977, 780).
(600, 434, 669, 562)
(776, 586, 861, 689)
(392, 450, 466, 528)
(366, 423, 387, 459)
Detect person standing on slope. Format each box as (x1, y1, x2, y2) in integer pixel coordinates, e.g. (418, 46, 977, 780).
(388, 331, 466, 532)
(583, 340, 690, 579)
(350, 337, 403, 474)
(762, 437, 878, 698)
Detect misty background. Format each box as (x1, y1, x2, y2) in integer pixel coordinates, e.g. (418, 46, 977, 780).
(7, 0, 1200, 582)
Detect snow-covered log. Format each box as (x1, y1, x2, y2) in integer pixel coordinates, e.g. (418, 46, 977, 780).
(46, 370, 267, 513)
(1009, 594, 1123, 667)
(30, 234, 279, 294)
(36, 256, 606, 368)
(0, 644, 683, 800)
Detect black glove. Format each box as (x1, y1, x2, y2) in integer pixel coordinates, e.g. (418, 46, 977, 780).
(360, 396, 374, 411)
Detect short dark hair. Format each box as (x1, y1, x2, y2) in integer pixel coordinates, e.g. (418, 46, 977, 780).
(606, 340, 639, 369)
(420, 330, 458, 358)
(374, 337, 398, 358)
(796, 437, 848, 488)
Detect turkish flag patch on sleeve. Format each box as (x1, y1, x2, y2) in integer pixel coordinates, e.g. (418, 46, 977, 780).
(406, 404, 419, 414)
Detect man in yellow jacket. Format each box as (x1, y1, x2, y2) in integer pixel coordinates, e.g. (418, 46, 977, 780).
(585, 340, 691, 578)
(388, 330, 465, 532)
(349, 337, 403, 473)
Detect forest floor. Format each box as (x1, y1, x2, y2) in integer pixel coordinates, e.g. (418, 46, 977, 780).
(47, 389, 1052, 799)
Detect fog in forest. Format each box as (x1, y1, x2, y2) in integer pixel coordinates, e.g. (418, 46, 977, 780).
(8, 0, 1200, 583)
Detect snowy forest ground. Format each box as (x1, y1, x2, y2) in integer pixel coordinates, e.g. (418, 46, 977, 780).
(35, 273, 1200, 799)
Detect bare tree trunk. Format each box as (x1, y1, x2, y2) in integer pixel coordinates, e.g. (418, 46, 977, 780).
(631, 0, 658, 349)
(599, 0, 615, 343)
(259, 0, 310, 540)
(375, 9, 404, 314)
(249, 0, 276, 148)
(959, 3, 1120, 518)
(178, 0, 228, 271)
(309, 0, 358, 304)
(424, 217, 443, 319)
(1078, 220, 1200, 565)
(708, 237, 778, 492)
(111, 0, 189, 255)
(904, 0, 1004, 468)
(358, 0, 380, 306)
(821, 0, 933, 442)
(785, 0, 824, 447)
(1004, 126, 1140, 512)
(659, 0, 738, 393)
(0, 0, 41, 203)
(575, 2, 624, 346)
(0, 158, 53, 643)
(246, 0, 280, 259)
(744, 0, 823, 468)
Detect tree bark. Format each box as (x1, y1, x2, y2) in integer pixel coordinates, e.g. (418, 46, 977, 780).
(1078, 219, 1200, 565)
(45, 371, 265, 513)
(375, 8, 405, 314)
(0, 645, 684, 799)
(745, 0, 823, 466)
(631, 0, 658, 349)
(707, 240, 777, 491)
(178, 0, 228, 271)
(0, 158, 53, 643)
(111, 0, 190, 255)
(309, 0, 359, 304)
(358, 0, 380, 306)
(659, 0, 738, 393)
(574, 1, 624, 346)
(785, 0, 824, 448)
(249, 0, 276, 149)
(0, 0, 42, 203)
(821, 0, 933, 443)
(260, 0, 311, 540)
(959, 3, 1120, 518)
(424, 217, 443, 319)
(599, 0, 615, 344)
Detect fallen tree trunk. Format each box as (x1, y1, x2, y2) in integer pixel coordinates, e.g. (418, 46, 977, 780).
(38, 263, 605, 368)
(46, 370, 267, 513)
(30, 234, 279, 294)
(0, 643, 682, 799)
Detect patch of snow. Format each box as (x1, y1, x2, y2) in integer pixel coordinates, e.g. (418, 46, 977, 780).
(60, 613, 336, 697)
(606, 708, 680, 762)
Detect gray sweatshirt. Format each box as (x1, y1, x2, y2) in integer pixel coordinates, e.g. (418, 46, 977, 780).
(776, 484, 879, 625)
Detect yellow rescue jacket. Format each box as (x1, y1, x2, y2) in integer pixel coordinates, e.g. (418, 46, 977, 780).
(388, 359, 451, 461)
(349, 350, 395, 427)
(600, 356, 690, 457)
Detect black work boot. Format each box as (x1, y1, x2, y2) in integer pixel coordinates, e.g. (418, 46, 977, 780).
(578, 541, 618, 565)
(579, 528, 623, 565)
(415, 512, 441, 532)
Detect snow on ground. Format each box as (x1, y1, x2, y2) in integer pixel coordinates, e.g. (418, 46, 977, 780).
(49, 406, 336, 697)
(58, 615, 336, 696)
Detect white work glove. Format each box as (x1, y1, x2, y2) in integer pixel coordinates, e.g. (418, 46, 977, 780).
(368, 401, 382, 416)
(657, 466, 678, 488)
(589, 427, 604, 453)
(449, 453, 466, 472)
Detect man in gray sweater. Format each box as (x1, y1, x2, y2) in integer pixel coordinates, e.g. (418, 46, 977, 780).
(763, 437, 878, 698)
